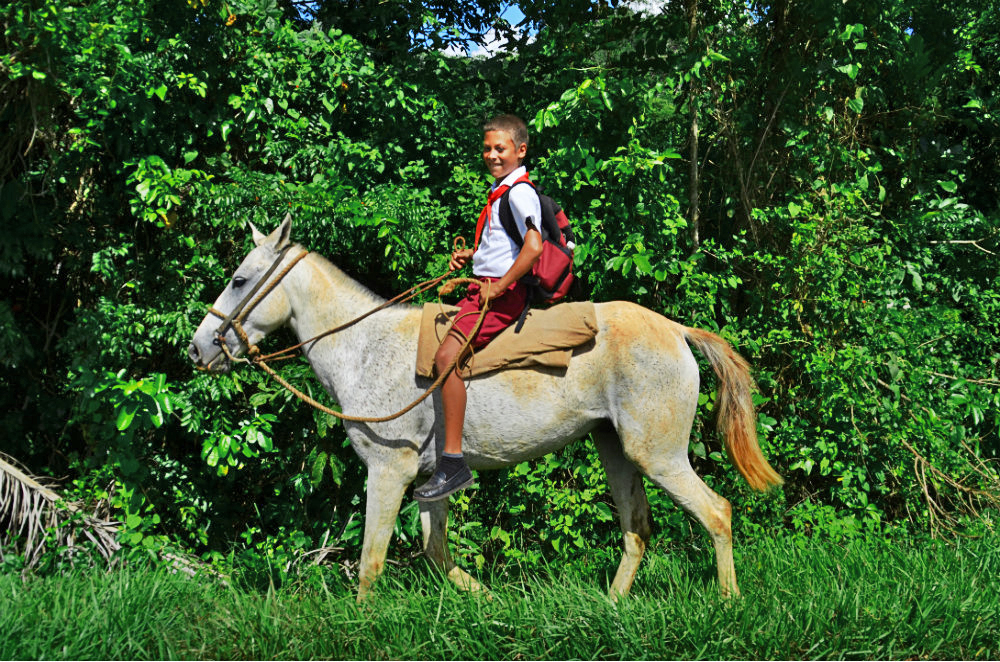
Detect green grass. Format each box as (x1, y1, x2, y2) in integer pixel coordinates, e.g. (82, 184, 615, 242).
(1, 532, 998, 660)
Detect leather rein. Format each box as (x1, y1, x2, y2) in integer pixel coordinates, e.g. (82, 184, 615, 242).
(204, 238, 490, 423)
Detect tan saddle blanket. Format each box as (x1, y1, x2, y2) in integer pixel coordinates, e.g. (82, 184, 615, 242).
(415, 301, 598, 379)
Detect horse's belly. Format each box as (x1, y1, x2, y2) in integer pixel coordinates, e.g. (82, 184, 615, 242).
(464, 421, 597, 469)
(461, 370, 603, 470)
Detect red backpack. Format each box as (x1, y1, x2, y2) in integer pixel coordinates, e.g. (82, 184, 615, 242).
(496, 175, 576, 307)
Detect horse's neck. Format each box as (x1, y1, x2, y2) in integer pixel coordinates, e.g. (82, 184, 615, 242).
(283, 251, 420, 409)
(286, 251, 388, 342)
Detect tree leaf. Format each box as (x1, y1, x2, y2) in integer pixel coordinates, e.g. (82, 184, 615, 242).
(116, 406, 137, 431)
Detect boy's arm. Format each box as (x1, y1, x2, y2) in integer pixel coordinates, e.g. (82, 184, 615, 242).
(480, 227, 542, 305)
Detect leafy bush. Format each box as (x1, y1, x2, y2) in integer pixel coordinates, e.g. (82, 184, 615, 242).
(1, 0, 997, 580)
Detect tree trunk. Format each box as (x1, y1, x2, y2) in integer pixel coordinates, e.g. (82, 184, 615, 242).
(686, 0, 701, 250)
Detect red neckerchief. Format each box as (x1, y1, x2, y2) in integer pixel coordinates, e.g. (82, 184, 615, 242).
(473, 171, 531, 250)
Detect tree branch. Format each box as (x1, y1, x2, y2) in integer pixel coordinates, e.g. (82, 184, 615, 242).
(929, 239, 996, 255)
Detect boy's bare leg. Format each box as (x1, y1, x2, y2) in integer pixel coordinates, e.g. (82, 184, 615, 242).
(438, 334, 467, 455)
(414, 333, 476, 501)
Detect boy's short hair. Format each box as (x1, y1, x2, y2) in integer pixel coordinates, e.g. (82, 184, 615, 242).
(484, 114, 528, 149)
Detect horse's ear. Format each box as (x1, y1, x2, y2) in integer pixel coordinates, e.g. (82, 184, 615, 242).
(272, 212, 292, 250)
(253, 213, 292, 250)
(250, 222, 266, 247)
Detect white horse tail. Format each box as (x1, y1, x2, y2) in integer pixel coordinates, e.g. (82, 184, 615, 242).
(683, 326, 784, 491)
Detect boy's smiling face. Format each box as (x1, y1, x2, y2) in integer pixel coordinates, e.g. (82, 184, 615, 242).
(482, 129, 527, 181)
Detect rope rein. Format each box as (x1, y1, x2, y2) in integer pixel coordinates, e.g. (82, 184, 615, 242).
(212, 238, 492, 424)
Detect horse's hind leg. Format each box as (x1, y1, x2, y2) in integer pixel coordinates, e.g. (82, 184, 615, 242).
(640, 450, 740, 598)
(594, 426, 652, 600)
(419, 499, 483, 592)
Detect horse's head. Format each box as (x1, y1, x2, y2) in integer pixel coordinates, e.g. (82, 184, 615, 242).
(188, 215, 303, 373)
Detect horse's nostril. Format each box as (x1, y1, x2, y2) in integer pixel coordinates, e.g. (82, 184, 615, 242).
(188, 343, 201, 364)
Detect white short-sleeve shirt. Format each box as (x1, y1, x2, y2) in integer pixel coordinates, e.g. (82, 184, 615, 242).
(473, 166, 542, 278)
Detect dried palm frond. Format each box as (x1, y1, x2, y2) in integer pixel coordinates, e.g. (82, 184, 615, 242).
(0, 453, 121, 568)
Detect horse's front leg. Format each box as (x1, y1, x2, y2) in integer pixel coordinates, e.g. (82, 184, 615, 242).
(419, 499, 483, 592)
(357, 464, 413, 601)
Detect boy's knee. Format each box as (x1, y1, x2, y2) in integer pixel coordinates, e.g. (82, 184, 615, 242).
(434, 344, 457, 372)
(434, 335, 466, 373)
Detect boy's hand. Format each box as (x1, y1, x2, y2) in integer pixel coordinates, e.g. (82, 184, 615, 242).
(478, 279, 498, 307)
(449, 247, 473, 271)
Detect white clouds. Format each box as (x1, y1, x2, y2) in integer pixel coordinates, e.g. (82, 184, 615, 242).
(623, 0, 665, 16)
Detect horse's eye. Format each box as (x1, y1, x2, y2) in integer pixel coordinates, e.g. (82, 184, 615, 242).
(232, 276, 247, 288)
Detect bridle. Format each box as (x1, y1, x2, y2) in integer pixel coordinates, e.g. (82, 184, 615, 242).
(206, 244, 310, 357)
(199, 235, 492, 423)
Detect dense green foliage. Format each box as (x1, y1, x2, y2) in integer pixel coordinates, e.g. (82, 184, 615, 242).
(2, 533, 999, 659)
(1, 0, 998, 577)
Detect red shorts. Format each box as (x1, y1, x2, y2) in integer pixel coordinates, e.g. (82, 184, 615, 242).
(450, 278, 529, 349)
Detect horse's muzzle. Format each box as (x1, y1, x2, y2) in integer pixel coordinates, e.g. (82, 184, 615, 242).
(188, 341, 231, 373)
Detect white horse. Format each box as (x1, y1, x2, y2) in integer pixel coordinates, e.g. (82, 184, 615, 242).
(188, 217, 782, 600)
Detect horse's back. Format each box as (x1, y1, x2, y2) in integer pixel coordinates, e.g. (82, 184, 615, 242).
(472, 299, 699, 416)
(592, 300, 701, 410)
(461, 300, 701, 468)
(593, 300, 696, 367)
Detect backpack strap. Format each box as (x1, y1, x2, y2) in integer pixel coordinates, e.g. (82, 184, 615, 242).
(497, 179, 539, 248)
(497, 178, 541, 332)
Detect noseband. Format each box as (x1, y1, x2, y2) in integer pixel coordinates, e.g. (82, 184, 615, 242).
(207, 245, 310, 354)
